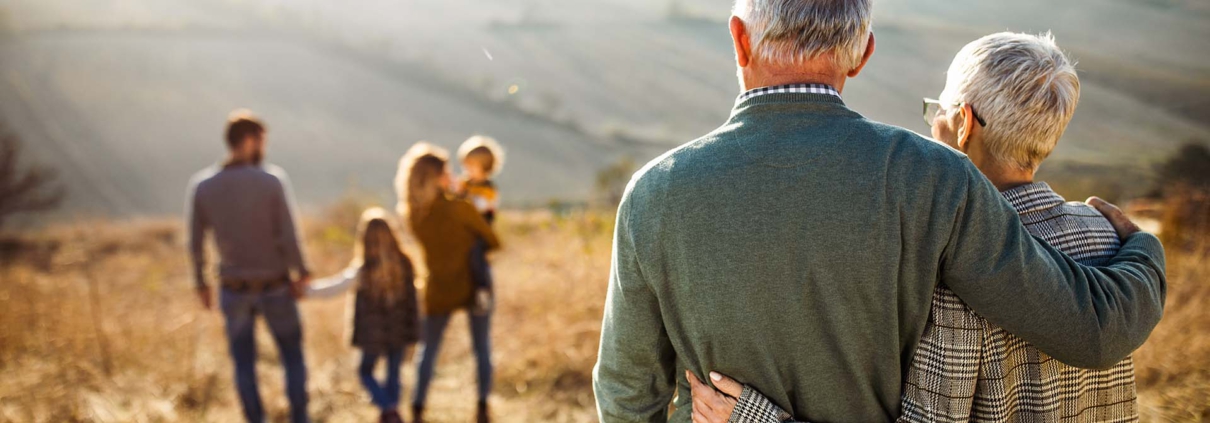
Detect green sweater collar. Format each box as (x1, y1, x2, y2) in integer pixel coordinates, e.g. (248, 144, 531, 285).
(729, 92, 855, 121)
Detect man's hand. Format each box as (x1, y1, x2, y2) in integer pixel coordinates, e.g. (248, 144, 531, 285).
(687, 370, 742, 423)
(1086, 197, 1141, 239)
(291, 275, 311, 300)
(196, 286, 213, 310)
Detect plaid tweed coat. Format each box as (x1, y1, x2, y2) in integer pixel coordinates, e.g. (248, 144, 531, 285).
(729, 182, 1138, 423)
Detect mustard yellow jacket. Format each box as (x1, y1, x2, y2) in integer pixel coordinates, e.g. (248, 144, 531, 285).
(410, 195, 500, 315)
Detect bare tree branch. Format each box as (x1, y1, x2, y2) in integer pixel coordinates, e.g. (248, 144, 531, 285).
(0, 125, 64, 229)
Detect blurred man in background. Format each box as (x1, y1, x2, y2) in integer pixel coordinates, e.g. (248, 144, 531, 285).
(187, 110, 312, 423)
(592, 0, 1167, 421)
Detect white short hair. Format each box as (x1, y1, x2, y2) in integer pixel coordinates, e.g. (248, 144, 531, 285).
(940, 32, 1080, 171)
(732, 0, 872, 71)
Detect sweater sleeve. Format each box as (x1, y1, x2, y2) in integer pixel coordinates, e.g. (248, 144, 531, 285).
(593, 193, 677, 422)
(186, 180, 209, 289)
(306, 267, 358, 299)
(729, 386, 799, 423)
(460, 201, 501, 251)
(941, 161, 1166, 369)
(273, 171, 311, 278)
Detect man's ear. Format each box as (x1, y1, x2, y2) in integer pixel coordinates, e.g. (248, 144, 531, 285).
(846, 32, 876, 78)
(957, 104, 975, 150)
(729, 16, 752, 68)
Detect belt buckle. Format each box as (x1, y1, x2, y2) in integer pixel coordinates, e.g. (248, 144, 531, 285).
(224, 276, 286, 294)
(224, 279, 260, 294)
(223, 279, 243, 292)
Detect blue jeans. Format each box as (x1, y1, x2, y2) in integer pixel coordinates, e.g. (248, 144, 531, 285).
(470, 240, 494, 290)
(220, 286, 309, 423)
(359, 349, 404, 411)
(412, 312, 492, 406)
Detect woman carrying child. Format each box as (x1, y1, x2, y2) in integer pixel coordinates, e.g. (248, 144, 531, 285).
(396, 142, 501, 423)
(307, 208, 419, 423)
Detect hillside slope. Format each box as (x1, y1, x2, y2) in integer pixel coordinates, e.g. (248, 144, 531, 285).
(0, 0, 1206, 218)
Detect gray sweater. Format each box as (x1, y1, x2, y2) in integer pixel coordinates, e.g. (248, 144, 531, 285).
(592, 93, 1166, 422)
(187, 163, 310, 288)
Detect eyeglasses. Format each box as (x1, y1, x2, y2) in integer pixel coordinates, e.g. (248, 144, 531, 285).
(922, 98, 987, 127)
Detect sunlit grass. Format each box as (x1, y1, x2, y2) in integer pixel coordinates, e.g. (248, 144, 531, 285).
(0, 203, 1205, 422)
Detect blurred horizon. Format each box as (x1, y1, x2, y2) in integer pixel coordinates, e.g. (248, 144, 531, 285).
(1, 3, 1209, 421)
(1, 0, 1207, 220)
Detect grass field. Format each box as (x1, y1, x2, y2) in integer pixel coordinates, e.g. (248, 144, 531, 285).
(0, 201, 611, 423)
(0, 196, 1207, 422)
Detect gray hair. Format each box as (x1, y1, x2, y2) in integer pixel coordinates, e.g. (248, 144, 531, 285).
(940, 32, 1080, 171)
(732, 0, 873, 72)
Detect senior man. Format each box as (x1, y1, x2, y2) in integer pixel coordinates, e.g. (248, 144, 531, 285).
(689, 32, 1147, 423)
(592, 1, 1167, 422)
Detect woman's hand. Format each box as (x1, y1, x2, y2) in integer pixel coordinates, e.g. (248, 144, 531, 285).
(1085, 196, 1141, 238)
(687, 370, 745, 423)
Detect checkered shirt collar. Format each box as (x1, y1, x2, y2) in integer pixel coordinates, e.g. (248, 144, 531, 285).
(1001, 182, 1066, 215)
(737, 83, 842, 103)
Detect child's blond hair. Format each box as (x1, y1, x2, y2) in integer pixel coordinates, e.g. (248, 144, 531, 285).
(457, 135, 505, 177)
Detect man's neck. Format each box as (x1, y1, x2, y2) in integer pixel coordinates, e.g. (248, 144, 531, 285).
(742, 64, 847, 93)
(224, 155, 258, 168)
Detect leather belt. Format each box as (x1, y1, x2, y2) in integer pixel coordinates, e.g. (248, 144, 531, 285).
(221, 276, 289, 294)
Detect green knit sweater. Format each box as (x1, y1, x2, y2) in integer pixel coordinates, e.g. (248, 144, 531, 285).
(592, 93, 1166, 422)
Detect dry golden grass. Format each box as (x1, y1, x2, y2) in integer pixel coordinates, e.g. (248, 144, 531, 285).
(0, 202, 1206, 422)
(0, 203, 611, 423)
(1134, 243, 1210, 422)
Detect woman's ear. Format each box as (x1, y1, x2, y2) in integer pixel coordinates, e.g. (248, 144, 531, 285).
(956, 104, 975, 150)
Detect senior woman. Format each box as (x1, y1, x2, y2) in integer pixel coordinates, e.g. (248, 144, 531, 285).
(396, 142, 501, 423)
(689, 32, 1146, 423)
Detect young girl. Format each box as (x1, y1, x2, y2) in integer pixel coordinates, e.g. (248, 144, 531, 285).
(307, 208, 419, 423)
(395, 142, 500, 423)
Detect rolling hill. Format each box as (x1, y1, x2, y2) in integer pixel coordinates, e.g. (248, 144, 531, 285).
(0, 0, 1206, 219)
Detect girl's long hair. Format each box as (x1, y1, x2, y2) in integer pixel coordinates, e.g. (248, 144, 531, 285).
(395, 142, 450, 223)
(349, 207, 413, 305)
